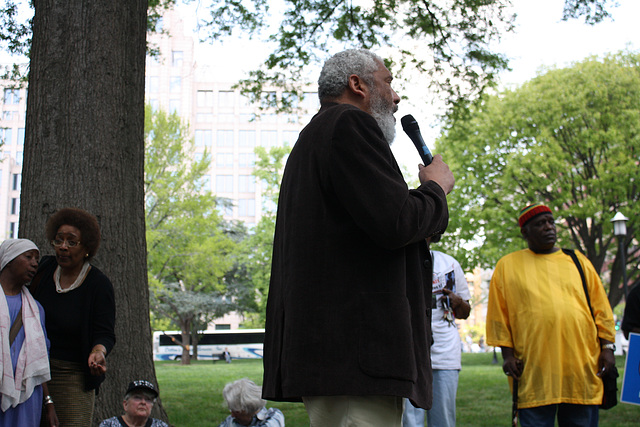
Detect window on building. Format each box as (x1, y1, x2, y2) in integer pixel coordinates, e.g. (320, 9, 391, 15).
(197, 90, 214, 107)
(261, 91, 277, 105)
(147, 76, 160, 93)
(12, 174, 21, 191)
(282, 92, 299, 108)
(216, 130, 234, 147)
(0, 128, 12, 145)
(238, 153, 255, 168)
(3, 89, 20, 105)
(301, 92, 320, 112)
(172, 50, 184, 67)
(239, 113, 255, 123)
(195, 130, 213, 147)
(148, 99, 159, 111)
(239, 94, 253, 108)
(238, 175, 256, 193)
(282, 131, 299, 146)
(261, 130, 278, 148)
(215, 175, 234, 193)
(238, 198, 256, 217)
(10, 198, 19, 215)
(196, 113, 213, 123)
(2, 111, 17, 121)
(261, 114, 278, 124)
(170, 76, 181, 93)
(217, 114, 234, 123)
(169, 99, 181, 115)
(17, 128, 24, 145)
(238, 130, 256, 147)
(218, 91, 235, 108)
(216, 153, 234, 168)
(15, 151, 22, 165)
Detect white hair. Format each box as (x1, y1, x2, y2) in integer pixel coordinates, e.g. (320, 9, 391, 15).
(222, 378, 265, 415)
(318, 49, 383, 101)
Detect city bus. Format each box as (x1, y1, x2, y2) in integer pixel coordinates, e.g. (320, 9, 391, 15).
(153, 329, 265, 361)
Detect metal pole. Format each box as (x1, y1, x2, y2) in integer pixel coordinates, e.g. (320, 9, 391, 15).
(619, 236, 628, 300)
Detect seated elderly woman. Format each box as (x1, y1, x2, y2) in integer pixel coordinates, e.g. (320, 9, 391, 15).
(219, 378, 284, 426)
(99, 380, 168, 427)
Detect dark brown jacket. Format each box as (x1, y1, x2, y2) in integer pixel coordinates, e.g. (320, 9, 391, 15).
(262, 103, 448, 409)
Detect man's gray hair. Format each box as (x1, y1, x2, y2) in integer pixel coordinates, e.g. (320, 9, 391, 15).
(318, 49, 383, 101)
(222, 378, 266, 415)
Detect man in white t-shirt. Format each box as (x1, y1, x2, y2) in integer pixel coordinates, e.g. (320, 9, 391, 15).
(403, 235, 471, 427)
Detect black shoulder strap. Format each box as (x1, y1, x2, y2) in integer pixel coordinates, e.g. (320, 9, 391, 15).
(562, 248, 595, 321)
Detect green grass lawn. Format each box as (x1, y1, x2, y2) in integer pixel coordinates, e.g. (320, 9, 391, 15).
(156, 353, 640, 426)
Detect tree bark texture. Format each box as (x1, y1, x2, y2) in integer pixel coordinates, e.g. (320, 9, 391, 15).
(20, 0, 168, 423)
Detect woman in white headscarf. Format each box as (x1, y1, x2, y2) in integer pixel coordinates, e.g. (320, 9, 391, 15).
(0, 239, 58, 427)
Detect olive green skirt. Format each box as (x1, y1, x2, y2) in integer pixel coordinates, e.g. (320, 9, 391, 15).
(46, 358, 95, 426)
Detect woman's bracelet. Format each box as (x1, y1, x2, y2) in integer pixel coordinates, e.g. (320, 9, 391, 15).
(43, 395, 54, 405)
(91, 348, 106, 357)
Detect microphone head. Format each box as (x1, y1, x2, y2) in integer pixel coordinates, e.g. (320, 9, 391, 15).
(401, 114, 420, 132)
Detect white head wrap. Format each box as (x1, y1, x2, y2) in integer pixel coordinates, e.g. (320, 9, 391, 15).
(0, 239, 39, 271)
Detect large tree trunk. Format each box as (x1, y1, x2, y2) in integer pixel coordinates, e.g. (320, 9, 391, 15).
(20, 0, 168, 424)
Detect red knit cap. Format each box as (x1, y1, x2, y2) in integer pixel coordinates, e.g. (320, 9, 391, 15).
(518, 203, 552, 228)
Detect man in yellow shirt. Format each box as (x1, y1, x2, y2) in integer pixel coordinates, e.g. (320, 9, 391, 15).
(486, 203, 616, 426)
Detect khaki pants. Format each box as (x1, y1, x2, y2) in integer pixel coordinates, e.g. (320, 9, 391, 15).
(303, 395, 404, 427)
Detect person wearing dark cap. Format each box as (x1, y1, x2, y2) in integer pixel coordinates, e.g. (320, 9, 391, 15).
(486, 203, 616, 426)
(99, 380, 168, 427)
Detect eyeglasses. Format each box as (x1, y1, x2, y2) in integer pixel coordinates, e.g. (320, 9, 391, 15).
(130, 394, 155, 404)
(51, 239, 81, 248)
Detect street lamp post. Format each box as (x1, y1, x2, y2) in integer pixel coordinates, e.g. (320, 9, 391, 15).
(611, 212, 629, 300)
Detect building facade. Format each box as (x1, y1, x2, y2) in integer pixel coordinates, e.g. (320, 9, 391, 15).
(0, 8, 318, 238)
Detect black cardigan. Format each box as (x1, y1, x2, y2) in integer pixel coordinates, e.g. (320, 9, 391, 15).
(31, 255, 116, 393)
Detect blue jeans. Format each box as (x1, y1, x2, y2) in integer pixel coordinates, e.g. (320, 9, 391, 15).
(403, 370, 459, 427)
(519, 404, 599, 427)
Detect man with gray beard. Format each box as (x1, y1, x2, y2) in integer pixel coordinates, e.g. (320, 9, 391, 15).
(262, 49, 455, 426)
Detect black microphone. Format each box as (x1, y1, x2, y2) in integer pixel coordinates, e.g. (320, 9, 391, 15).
(401, 114, 433, 166)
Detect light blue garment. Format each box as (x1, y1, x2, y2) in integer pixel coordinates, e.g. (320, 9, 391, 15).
(0, 294, 49, 427)
(403, 370, 459, 427)
(218, 407, 284, 427)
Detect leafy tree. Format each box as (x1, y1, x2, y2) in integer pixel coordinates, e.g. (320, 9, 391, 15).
(2, 1, 620, 111)
(435, 50, 640, 307)
(240, 145, 291, 327)
(199, 0, 617, 114)
(145, 105, 239, 364)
